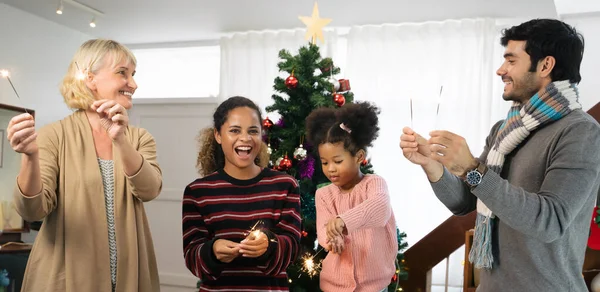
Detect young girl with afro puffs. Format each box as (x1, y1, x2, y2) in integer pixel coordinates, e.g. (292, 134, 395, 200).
(306, 101, 398, 292)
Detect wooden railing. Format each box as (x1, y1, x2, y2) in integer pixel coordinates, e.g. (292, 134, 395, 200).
(399, 212, 476, 291)
(399, 102, 600, 292)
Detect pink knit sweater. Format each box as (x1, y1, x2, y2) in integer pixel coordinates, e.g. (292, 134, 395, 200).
(316, 174, 398, 292)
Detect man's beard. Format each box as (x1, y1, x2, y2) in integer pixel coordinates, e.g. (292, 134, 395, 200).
(502, 73, 539, 102)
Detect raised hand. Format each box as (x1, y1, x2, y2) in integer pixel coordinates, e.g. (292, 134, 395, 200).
(91, 99, 129, 141)
(400, 127, 445, 182)
(399, 127, 432, 166)
(428, 130, 478, 177)
(6, 113, 38, 155)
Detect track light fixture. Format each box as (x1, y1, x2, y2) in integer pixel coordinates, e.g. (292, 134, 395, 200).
(56, 0, 63, 15)
(55, 0, 104, 28)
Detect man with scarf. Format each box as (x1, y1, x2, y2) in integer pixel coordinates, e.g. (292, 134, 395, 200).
(400, 19, 600, 291)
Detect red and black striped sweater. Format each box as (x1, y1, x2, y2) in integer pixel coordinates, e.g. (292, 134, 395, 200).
(182, 168, 301, 292)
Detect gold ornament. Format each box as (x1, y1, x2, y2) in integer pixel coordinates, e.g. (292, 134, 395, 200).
(298, 2, 332, 44)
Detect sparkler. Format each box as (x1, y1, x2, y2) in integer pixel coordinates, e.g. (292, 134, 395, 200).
(437, 86, 443, 117)
(1, 69, 29, 114)
(300, 247, 325, 278)
(245, 220, 276, 243)
(434, 85, 443, 129)
(74, 62, 86, 80)
(410, 98, 413, 129)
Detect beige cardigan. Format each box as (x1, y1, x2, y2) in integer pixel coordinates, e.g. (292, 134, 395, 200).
(13, 110, 163, 292)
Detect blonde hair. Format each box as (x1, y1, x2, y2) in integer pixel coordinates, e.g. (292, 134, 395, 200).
(60, 39, 137, 110)
(196, 127, 270, 177)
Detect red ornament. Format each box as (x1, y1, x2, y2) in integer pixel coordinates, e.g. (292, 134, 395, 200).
(262, 117, 273, 129)
(361, 158, 368, 166)
(301, 231, 308, 237)
(279, 155, 293, 171)
(589, 206, 600, 250)
(333, 93, 345, 107)
(392, 274, 398, 282)
(285, 74, 298, 89)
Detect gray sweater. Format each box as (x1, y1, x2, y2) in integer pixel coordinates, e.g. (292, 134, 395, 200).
(431, 109, 600, 292)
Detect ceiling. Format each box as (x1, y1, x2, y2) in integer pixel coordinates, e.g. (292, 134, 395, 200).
(1, 0, 561, 45)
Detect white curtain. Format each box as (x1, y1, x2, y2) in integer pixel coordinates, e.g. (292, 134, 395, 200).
(219, 29, 345, 120)
(345, 18, 511, 246)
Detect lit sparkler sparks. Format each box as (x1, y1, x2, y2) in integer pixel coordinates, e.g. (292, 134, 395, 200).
(300, 247, 325, 278)
(245, 220, 277, 243)
(1, 69, 29, 114)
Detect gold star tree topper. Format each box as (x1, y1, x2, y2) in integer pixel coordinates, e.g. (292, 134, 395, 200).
(298, 2, 332, 44)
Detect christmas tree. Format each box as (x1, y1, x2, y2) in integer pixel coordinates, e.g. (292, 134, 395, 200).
(262, 42, 408, 291)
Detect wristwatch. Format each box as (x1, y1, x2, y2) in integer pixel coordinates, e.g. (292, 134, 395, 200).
(465, 162, 487, 188)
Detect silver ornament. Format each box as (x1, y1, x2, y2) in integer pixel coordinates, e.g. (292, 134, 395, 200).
(327, 77, 340, 91)
(293, 144, 308, 161)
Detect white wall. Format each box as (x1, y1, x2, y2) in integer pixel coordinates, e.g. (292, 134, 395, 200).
(0, 3, 92, 241)
(0, 3, 92, 128)
(128, 99, 218, 292)
(562, 14, 600, 111)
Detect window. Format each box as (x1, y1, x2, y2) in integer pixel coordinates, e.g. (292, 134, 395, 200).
(131, 46, 220, 98)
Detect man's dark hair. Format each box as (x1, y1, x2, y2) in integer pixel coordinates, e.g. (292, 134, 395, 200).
(501, 19, 584, 83)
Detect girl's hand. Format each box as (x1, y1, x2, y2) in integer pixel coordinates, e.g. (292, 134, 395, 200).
(239, 230, 269, 258)
(327, 236, 345, 254)
(326, 217, 346, 239)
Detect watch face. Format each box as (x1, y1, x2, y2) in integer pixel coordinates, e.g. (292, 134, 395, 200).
(466, 170, 482, 186)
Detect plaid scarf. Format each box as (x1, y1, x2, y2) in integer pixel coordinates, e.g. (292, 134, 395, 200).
(469, 80, 582, 269)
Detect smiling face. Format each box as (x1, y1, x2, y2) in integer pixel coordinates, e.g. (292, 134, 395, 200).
(215, 106, 263, 173)
(86, 54, 137, 110)
(318, 142, 365, 191)
(496, 40, 546, 103)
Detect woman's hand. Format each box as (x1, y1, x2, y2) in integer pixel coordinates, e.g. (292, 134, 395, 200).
(212, 239, 241, 263)
(7, 113, 38, 155)
(91, 99, 129, 141)
(239, 230, 269, 258)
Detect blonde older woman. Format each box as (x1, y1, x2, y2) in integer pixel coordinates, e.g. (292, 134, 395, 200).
(5, 39, 162, 292)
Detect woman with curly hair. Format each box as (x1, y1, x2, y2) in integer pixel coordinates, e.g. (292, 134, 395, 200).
(181, 96, 301, 291)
